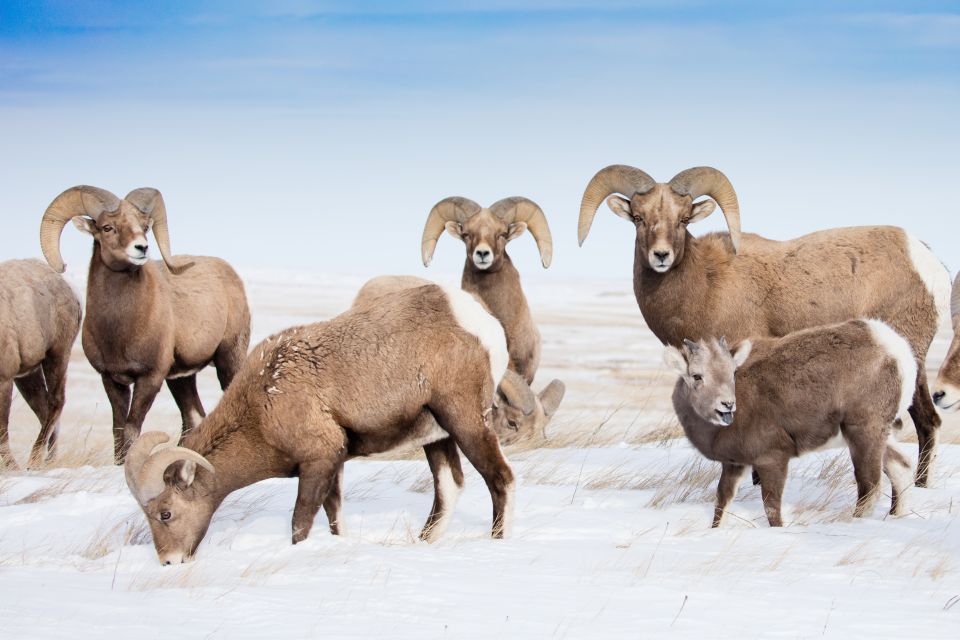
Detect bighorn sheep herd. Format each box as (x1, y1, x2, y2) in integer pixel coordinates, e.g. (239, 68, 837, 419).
(0, 162, 953, 565)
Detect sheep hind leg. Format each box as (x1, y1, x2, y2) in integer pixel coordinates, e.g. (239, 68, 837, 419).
(910, 370, 940, 488)
(15, 368, 51, 467)
(36, 351, 70, 463)
(754, 459, 789, 527)
(431, 397, 515, 539)
(883, 441, 913, 516)
(0, 380, 17, 469)
(420, 436, 465, 543)
(166, 375, 206, 441)
(213, 342, 246, 392)
(844, 425, 884, 518)
(322, 462, 345, 536)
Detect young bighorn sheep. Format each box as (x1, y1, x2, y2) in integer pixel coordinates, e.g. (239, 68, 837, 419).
(579, 165, 949, 486)
(40, 186, 250, 462)
(0, 259, 81, 468)
(125, 284, 518, 564)
(352, 275, 566, 444)
(421, 196, 553, 385)
(932, 274, 960, 413)
(665, 320, 916, 527)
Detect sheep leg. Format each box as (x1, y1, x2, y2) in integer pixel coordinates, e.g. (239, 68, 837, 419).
(431, 399, 515, 539)
(712, 463, 746, 528)
(846, 431, 884, 518)
(166, 375, 206, 439)
(16, 368, 52, 467)
(292, 448, 347, 544)
(909, 370, 940, 488)
(213, 342, 245, 391)
(754, 460, 788, 527)
(883, 442, 913, 516)
(420, 436, 465, 542)
(38, 351, 69, 463)
(121, 375, 165, 459)
(101, 375, 131, 464)
(751, 469, 760, 486)
(0, 380, 17, 469)
(321, 462, 344, 536)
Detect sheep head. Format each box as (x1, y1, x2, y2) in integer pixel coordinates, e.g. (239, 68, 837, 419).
(124, 431, 216, 565)
(578, 165, 741, 273)
(421, 196, 553, 271)
(933, 273, 960, 412)
(40, 185, 190, 274)
(664, 337, 751, 426)
(494, 371, 566, 445)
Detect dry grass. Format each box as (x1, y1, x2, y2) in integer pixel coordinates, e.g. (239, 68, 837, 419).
(14, 475, 115, 505)
(77, 515, 149, 560)
(647, 457, 719, 509)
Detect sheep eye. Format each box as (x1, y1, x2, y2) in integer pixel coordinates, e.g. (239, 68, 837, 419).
(507, 419, 518, 430)
(101, 225, 114, 233)
(692, 374, 703, 382)
(160, 511, 172, 521)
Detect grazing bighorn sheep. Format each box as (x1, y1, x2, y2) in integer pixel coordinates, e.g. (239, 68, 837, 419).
(39, 186, 250, 462)
(665, 319, 916, 527)
(352, 275, 566, 444)
(125, 283, 519, 564)
(0, 259, 81, 468)
(932, 274, 960, 413)
(421, 196, 553, 384)
(579, 165, 950, 486)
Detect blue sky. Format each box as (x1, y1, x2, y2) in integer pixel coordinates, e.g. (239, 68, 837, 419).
(1, 1, 957, 278)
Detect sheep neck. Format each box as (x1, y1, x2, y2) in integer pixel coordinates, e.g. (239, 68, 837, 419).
(460, 253, 532, 336)
(672, 381, 735, 463)
(85, 244, 162, 336)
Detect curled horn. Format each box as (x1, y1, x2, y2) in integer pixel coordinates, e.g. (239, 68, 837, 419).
(421, 197, 482, 267)
(578, 165, 656, 246)
(951, 273, 960, 329)
(490, 197, 553, 268)
(498, 369, 537, 416)
(129, 437, 215, 504)
(39, 186, 121, 273)
(668, 167, 742, 254)
(125, 188, 192, 273)
(124, 430, 174, 500)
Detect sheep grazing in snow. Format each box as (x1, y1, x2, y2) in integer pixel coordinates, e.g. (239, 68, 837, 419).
(39, 185, 251, 462)
(932, 273, 960, 414)
(578, 164, 949, 487)
(0, 259, 81, 468)
(665, 319, 915, 527)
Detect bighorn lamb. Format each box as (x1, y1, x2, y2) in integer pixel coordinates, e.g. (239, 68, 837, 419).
(125, 283, 521, 564)
(579, 165, 949, 486)
(353, 275, 565, 444)
(421, 196, 553, 384)
(40, 186, 250, 462)
(932, 273, 960, 413)
(0, 259, 81, 468)
(665, 320, 915, 527)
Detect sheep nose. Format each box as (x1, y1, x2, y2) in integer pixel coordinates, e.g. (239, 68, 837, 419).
(933, 391, 945, 403)
(653, 251, 670, 261)
(476, 249, 491, 260)
(134, 243, 148, 253)
(721, 401, 735, 410)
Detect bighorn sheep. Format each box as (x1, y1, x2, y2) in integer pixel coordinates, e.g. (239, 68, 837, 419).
(0, 259, 81, 468)
(352, 275, 566, 444)
(665, 319, 916, 527)
(40, 186, 250, 462)
(421, 196, 553, 385)
(125, 283, 522, 564)
(932, 274, 960, 412)
(578, 165, 950, 486)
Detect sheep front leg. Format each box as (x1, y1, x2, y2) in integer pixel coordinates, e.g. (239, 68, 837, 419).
(420, 436, 465, 542)
(292, 451, 347, 544)
(101, 375, 131, 464)
(0, 380, 16, 469)
(322, 462, 345, 536)
(712, 463, 746, 528)
(754, 459, 789, 527)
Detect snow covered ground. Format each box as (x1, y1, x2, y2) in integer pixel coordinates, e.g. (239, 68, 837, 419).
(2, 270, 959, 638)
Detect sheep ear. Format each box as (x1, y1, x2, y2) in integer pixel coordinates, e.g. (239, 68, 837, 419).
(687, 198, 716, 224)
(445, 221, 463, 240)
(606, 195, 633, 221)
(73, 216, 97, 236)
(663, 346, 688, 375)
(506, 221, 527, 241)
(168, 460, 198, 490)
(732, 340, 752, 367)
(538, 379, 566, 417)
(682, 338, 700, 354)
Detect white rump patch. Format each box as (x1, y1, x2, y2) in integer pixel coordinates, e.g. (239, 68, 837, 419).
(905, 234, 950, 328)
(865, 319, 918, 419)
(442, 286, 509, 386)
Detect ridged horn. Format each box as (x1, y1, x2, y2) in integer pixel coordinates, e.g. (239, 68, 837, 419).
(40, 186, 121, 273)
(578, 165, 656, 246)
(421, 197, 482, 267)
(951, 273, 960, 328)
(124, 430, 174, 499)
(498, 369, 537, 416)
(125, 188, 192, 273)
(668, 167, 741, 254)
(135, 444, 215, 504)
(490, 197, 553, 268)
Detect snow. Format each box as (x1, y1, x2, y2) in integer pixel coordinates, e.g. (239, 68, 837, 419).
(2, 271, 959, 638)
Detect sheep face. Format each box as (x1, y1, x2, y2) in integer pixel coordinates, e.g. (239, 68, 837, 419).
(664, 337, 751, 426)
(492, 379, 565, 445)
(138, 462, 216, 565)
(73, 202, 152, 272)
(445, 210, 527, 272)
(932, 334, 960, 413)
(605, 186, 717, 273)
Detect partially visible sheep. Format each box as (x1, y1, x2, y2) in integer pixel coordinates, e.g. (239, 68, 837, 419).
(39, 186, 251, 462)
(933, 274, 960, 412)
(0, 259, 81, 468)
(665, 320, 915, 527)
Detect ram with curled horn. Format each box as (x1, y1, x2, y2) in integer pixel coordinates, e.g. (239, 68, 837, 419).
(39, 185, 251, 462)
(578, 163, 949, 487)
